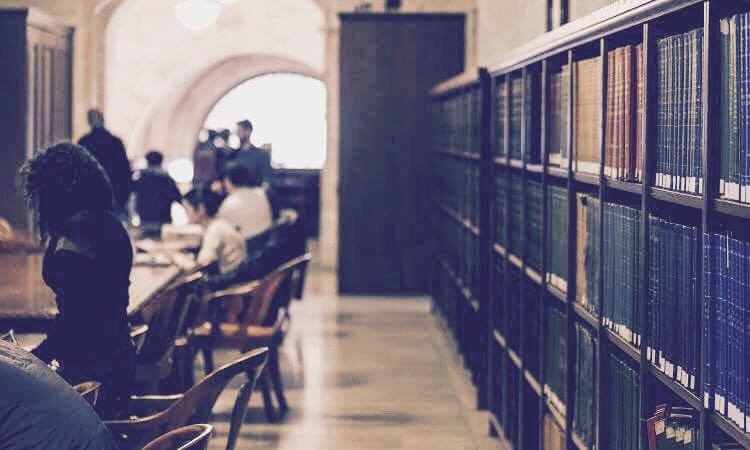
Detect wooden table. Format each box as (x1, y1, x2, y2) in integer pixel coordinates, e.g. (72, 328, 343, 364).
(0, 252, 181, 331)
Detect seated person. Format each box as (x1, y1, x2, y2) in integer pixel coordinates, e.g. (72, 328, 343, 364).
(132, 150, 181, 234)
(20, 143, 136, 420)
(0, 339, 118, 449)
(216, 162, 273, 240)
(181, 185, 247, 275)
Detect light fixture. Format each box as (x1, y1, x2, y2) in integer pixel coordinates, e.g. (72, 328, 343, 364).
(174, 0, 221, 32)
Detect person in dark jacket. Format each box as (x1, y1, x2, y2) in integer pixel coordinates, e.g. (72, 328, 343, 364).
(0, 340, 118, 449)
(78, 109, 132, 215)
(230, 119, 272, 186)
(133, 150, 181, 230)
(19, 142, 136, 420)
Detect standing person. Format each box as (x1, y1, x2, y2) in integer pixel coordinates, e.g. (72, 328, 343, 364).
(78, 109, 132, 217)
(19, 143, 136, 419)
(217, 162, 273, 240)
(132, 150, 182, 232)
(231, 120, 272, 187)
(193, 129, 218, 186)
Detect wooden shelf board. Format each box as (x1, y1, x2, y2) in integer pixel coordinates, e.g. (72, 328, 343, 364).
(509, 159, 524, 169)
(647, 364, 702, 410)
(605, 177, 643, 195)
(574, 171, 600, 186)
(435, 149, 481, 161)
(572, 302, 599, 329)
(546, 283, 567, 305)
(649, 187, 703, 209)
(508, 348, 523, 369)
(547, 165, 568, 179)
(605, 329, 640, 363)
(525, 266, 543, 285)
(571, 431, 591, 450)
(714, 198, 750, 220)
(544, 398, 567, 430)
(526, 163, 544, 173)
(494, 156, 509, 166)
(493, 243, 507, 257)
(488, 412, 515, 450)
(494, 329, 507, 349)
(524, 370, 542, 396)
(508, 253, 523, 269)
(710, 411, 750, 448)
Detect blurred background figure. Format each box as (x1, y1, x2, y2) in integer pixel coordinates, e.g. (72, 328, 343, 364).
(193, 129, 219, 187)
(132, 150, 182, 236)
(78, 109, 132, 219)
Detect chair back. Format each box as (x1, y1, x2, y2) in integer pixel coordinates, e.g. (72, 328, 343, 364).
(138, 274, 201, 364)
(156, 348, 267, 440)
(74, 381, 101, 407)
(130, 324, 149, 354)
(142, 424, 213, 450)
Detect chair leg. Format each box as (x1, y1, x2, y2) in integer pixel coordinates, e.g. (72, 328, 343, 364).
(226, 379, 254, 450)
(201, 345, 214, 375)
(268, 347, 288, 416)
(259, 371, 277, 423)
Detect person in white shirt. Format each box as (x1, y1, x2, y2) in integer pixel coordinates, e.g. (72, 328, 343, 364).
(217, 161, 273, 240)
(182, 186, 247, 274)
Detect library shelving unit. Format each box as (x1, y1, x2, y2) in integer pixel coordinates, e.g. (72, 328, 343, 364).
(430, 0, 750, 449)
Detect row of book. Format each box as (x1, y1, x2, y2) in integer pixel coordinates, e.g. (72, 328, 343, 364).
(498, 72, 541, 163)
(494, 170, 507, 249)
(655, 28, 704, 195)
(573, 56, 603, 175)
(575, 193, 601, 316)
(648, 216, 700, 392)
(703, 233, 750, 432)
(573, 322, 597, 448)
(547, 67, 570, 167)
(508, 173, 523, 256)
(434, 156, 480, 229)
(646, 405, 698, 450)
(522, 279, 542, 378)
(433, 87, 481, 156)
(603, 201, 643, 347)
(544, 305, 567, 416)
(605, 43, 645, 182)
(719, 11, 750, 203)
(437, 217, 480, 302)
(607, 353, 641, 450)
(526, 179, 543, 272)
(546, 185, 569, 291)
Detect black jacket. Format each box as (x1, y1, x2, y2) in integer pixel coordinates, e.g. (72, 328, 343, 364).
(79, 127, 132, 210)
(133, 168, 181, 224)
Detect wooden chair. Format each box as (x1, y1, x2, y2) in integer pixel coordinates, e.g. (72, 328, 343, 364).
(105, 348, 268, 450)
(142, 424, 213, 450)
(130, 324, 149, 354)
(132, 272, 203, 394)
(74, 381, 101, 407)
(191, 254, 311, 422)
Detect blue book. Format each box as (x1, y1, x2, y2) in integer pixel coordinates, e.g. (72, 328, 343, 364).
(717, 234, 728, 415)
(741, 14, 750, 201)
(704, 233, 713, 408)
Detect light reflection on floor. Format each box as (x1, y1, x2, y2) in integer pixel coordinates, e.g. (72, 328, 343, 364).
(204, 265, 502, 450)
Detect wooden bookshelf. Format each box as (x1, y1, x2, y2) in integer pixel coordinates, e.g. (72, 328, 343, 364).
(430, 1, 750, 448)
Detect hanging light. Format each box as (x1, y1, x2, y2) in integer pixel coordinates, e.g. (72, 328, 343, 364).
(174, 0, 221, 32)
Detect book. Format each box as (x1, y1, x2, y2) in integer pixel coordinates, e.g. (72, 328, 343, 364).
(543, 414, 566, 450)
(655, 28, 703, 195)
(548, 70, 563, 166)
(546, 185, 569, 291)
(573, 56, 602, 175)
(544, 304, 567, 415)
(510, 75, 524, 160)
(526, 179, 543, 272)
(496, 78, 507, 157)
(607, 353, 640, 450)
(576, 193, 601, 316)
(573, 322, 597, 447)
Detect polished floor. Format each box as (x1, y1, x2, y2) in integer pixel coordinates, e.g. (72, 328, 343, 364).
(204, 264, 502, 449)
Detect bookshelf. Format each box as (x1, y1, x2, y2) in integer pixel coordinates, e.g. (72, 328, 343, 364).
(430, 1, 750, 449)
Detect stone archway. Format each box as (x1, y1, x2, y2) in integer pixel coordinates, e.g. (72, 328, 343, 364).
(129, 53, 322, 161)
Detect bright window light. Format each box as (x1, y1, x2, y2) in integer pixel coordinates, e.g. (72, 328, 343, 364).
(203, 73, 327, 170)
(168, 158, 195, 184)
(174, 0, 221, 32)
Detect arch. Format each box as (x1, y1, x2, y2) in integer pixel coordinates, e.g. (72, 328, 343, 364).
(129, 53, 322, 161)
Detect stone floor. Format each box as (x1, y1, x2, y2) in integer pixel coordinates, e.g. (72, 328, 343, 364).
(203, 264, 503, 450)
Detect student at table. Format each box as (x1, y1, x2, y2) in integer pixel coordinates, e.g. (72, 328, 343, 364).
(19, 142, 136, 419)
(0, 340, 118, 449)
(216, 161, 273, 240)
(182, 184, 248, 275)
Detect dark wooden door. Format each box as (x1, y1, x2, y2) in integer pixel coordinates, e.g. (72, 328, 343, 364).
(339, 14, 464, 294)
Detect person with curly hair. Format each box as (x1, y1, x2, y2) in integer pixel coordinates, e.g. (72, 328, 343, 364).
(19, 142, 136, 419)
